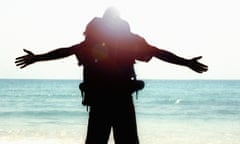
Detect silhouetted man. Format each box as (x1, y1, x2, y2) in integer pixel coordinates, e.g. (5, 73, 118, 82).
(15, 7, 208, 144)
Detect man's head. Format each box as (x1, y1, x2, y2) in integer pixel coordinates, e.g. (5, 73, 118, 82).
(103, 7, 120, 20)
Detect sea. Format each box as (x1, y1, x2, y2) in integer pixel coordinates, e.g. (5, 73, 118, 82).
(0, 79, 239, 144)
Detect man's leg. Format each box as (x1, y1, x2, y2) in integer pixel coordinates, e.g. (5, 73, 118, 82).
(85, 106, 112, 144)
(112, 97, 139, 144)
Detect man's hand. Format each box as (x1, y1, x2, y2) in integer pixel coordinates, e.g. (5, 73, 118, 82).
(187, 56, 208, 73)
(15, 49, 36, 69)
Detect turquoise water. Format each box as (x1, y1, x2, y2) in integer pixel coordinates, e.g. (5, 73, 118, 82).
(137, 80, 240, 120)
(0, 79, 240, 144)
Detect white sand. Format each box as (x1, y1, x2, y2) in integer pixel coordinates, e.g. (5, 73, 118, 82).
(0, 119, 239, 144)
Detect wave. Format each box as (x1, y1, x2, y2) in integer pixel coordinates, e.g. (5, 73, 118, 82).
(0, 110, 87, 118)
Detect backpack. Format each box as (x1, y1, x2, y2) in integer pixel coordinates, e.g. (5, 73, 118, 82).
(78, 17, 145, 107)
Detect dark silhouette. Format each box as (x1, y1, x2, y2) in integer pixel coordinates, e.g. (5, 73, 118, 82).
(15, 7, 208, 144)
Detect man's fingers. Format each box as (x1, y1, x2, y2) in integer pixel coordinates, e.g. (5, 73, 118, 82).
(15, 59, 24, 64)
(193, 56, 202, 61)
(20, 64, 27, 69)
(23, 49, 34, 55)
(15, 59, 26, 65)
(191, 62, 208, 73)
(191, 56, 208, 72)
(199, 62, 208, 69)
(16, 61, 25, 66)
(16, 55, 27, 60)
(16, 62, 28, 69)
(15, 49, 33, 69)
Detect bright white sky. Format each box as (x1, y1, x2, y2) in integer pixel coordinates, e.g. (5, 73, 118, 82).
(1, 0, 240, 80)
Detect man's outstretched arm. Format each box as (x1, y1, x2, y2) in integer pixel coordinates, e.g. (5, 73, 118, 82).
(152, 47, 208, 73)
(15, 43, 83, 69)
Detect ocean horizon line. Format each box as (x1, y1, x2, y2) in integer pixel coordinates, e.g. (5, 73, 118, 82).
(0, 78, 240, 81)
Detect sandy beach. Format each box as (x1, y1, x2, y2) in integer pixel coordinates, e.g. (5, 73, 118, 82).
(1, 119, 239, 144)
